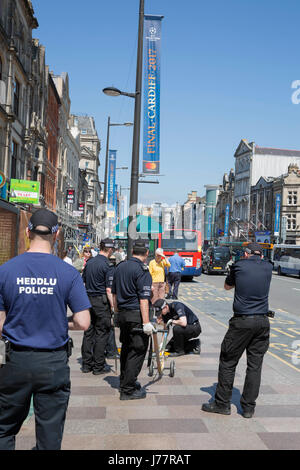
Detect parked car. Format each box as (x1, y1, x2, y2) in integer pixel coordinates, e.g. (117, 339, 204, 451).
(202, 246, 231, 275)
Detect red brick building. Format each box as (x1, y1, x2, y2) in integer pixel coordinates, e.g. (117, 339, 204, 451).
(45, 73, 60, 210)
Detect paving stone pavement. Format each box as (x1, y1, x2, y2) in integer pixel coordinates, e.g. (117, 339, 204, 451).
(16, 298, 300, 451)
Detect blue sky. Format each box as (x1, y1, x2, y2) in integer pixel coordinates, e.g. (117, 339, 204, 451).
(32, 0, 300, 205)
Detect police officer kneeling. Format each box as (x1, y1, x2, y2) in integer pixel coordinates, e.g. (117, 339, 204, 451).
(153, 299, 201, 356)
(202, 242, 273, 419)
(0, 209, 91, 450)
(112, 239, 154, 400)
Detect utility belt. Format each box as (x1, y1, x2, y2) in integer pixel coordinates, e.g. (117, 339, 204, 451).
(0, 338, 74, 366)
(118, 309, 142, 323)
(234, 314, 268, 318)
(88, 293, 109, 304)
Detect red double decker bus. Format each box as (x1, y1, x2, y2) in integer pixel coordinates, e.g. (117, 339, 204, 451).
(158, 229, 202, 280)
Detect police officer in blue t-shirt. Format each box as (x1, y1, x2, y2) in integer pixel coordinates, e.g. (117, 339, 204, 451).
(81, 238, 115, 374)
(112, 239, 155, 400)
(202, 242, 273, 419)
(0, 209, 91, 451)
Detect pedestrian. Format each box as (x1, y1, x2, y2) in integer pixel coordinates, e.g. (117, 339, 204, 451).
(112, 239, 155, 400)
(67, 245, 74, 261)
(105, 254, 118, 359)
(73, 247, 92, 274)
(153, 299, 201, 356)
(62, 249, 73, 266)
(81, 238, 115, 375)
(149, 248, 170, 304)
(114, 246, 126, 265)
(166, 249, 185, 299)
(0, 208, 91, 450)
(201, 242, 273, 418)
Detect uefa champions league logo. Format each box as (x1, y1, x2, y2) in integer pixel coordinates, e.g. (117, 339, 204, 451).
(149, 26, 156, 38)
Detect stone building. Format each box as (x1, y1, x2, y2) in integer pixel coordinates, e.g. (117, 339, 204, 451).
(0, 0, 38, 181)
(233, 139, 300, 239)
(215, 169, 235, 239)
(52, 72, 81, 244)
(250, 176, 274, 234)
(44, 72, 60, 210)
(272, 164, 300, 245)
(70, 114, 101, 236)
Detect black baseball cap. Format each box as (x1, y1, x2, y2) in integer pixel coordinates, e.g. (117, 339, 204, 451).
(28, 209, 59, 235)
(101, 238, 115, 248)
(245, 242, 263, 255)
(133, 239, 150, 249)
(153, 299, 168, 313)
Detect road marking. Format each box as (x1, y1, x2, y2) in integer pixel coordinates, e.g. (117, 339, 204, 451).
(292, 288, 300, 291)
(182, 296, 300, 374)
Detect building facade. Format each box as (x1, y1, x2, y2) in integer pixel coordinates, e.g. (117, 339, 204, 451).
(204, 185, 220, 244)
(233, 139, 300, 239)
(70, 115, 101, 235)
(0, 0, 38, 183)
(272, 164, 300, 245)
(215, 169, 235, 240)
(44, 73, 60, 210)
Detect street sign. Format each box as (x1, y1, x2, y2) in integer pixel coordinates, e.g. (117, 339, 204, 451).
(73, 211, 82, 217)
(9, 179, 40, 204)
(66, 189, 75, 204)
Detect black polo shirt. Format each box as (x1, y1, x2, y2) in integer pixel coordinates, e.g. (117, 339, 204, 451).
(112, 257, 152, 310)
(225, 256, 273, 315)
(163, 301, 199, 325)
(82, 254, 110, 296)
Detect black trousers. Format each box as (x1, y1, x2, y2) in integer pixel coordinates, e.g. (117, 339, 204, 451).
(119, 313, 149, 394)
(167, 272, 181, 299)
(172, 323, 201, 353)
(81, 296, 111, 372)
(215, 315, 270, 412)
(0, 349, 70, 450)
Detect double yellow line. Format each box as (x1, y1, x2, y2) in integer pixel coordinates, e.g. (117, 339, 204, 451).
(183, 298, 300, 374)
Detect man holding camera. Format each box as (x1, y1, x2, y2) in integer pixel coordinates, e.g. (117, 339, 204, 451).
(202, 242, 273, 419)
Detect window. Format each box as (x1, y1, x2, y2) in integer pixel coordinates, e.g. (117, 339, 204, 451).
(287, 191, 297, 205)
(11, 141, 18, 179)
(287, 214, 297, 230)
(13, 79, 20, 116)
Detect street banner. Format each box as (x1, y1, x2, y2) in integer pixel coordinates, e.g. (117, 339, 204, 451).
(114, 184, 118, 224)
(274, 194, 281, 236)
(207, 213, 212, 240)
(9, 179, 40, 205)
(224, 204, 230, 237)
(143, 15, 163, 175)
(107, 150, 117, 217)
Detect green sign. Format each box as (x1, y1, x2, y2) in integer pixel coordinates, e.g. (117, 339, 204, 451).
(9, 179, 40, 205)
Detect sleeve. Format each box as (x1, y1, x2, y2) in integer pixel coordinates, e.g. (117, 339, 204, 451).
(148, 260, 154, 276)
(0, 276, 5, 311)
(136, 270, 152, 300)
(172, 303, 183, 320)
(67, 270, 91, 313)
(112, 270, 117, 295)
(225, 263, 236, 286)
(106, 266, 114, 289)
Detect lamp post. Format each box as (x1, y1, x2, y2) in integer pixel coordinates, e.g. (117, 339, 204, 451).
(103, 118, 133, 205)
(103, 0, 145, 258)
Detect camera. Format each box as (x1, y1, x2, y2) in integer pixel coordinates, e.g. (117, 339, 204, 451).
(267, 310, 275, 318)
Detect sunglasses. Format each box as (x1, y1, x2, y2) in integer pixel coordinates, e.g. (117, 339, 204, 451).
(84, 250, 91, 253)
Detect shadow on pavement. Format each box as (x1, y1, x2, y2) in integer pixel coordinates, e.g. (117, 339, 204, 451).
(201, 383, 243, 413)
